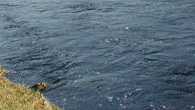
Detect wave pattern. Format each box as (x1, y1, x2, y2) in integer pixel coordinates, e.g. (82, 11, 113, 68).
(0, 0, 195, 109)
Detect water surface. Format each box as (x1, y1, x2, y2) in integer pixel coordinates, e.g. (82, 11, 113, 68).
(0, 0, 195, 109)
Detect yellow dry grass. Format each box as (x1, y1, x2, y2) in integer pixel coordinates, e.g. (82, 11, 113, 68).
(0, 66, 8, 76)
(0, 66, 61, 110)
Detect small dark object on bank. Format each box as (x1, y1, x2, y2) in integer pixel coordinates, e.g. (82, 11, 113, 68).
(30, 83, 49, 91)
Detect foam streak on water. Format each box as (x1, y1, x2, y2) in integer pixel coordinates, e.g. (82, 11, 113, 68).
(0, 0, 195, 109)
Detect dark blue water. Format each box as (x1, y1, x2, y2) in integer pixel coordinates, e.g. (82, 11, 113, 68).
(0, 0, 195, 109)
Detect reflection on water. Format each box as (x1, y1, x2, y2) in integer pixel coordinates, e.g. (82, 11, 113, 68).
(0, 0, 195, 109)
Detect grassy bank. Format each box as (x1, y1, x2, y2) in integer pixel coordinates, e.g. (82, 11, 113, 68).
(0, 66, 61, 110)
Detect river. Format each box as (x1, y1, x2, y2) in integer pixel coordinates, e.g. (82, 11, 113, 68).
(0, 0, 195, 109)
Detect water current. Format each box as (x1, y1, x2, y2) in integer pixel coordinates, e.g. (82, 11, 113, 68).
(0, 0, 195, 109)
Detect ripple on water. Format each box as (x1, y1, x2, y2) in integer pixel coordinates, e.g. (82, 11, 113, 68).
(0, 0, 195, 109)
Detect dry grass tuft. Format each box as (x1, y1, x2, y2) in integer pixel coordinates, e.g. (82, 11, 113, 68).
(0, 66, 61, 110)
(0, 66, 8, 76)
